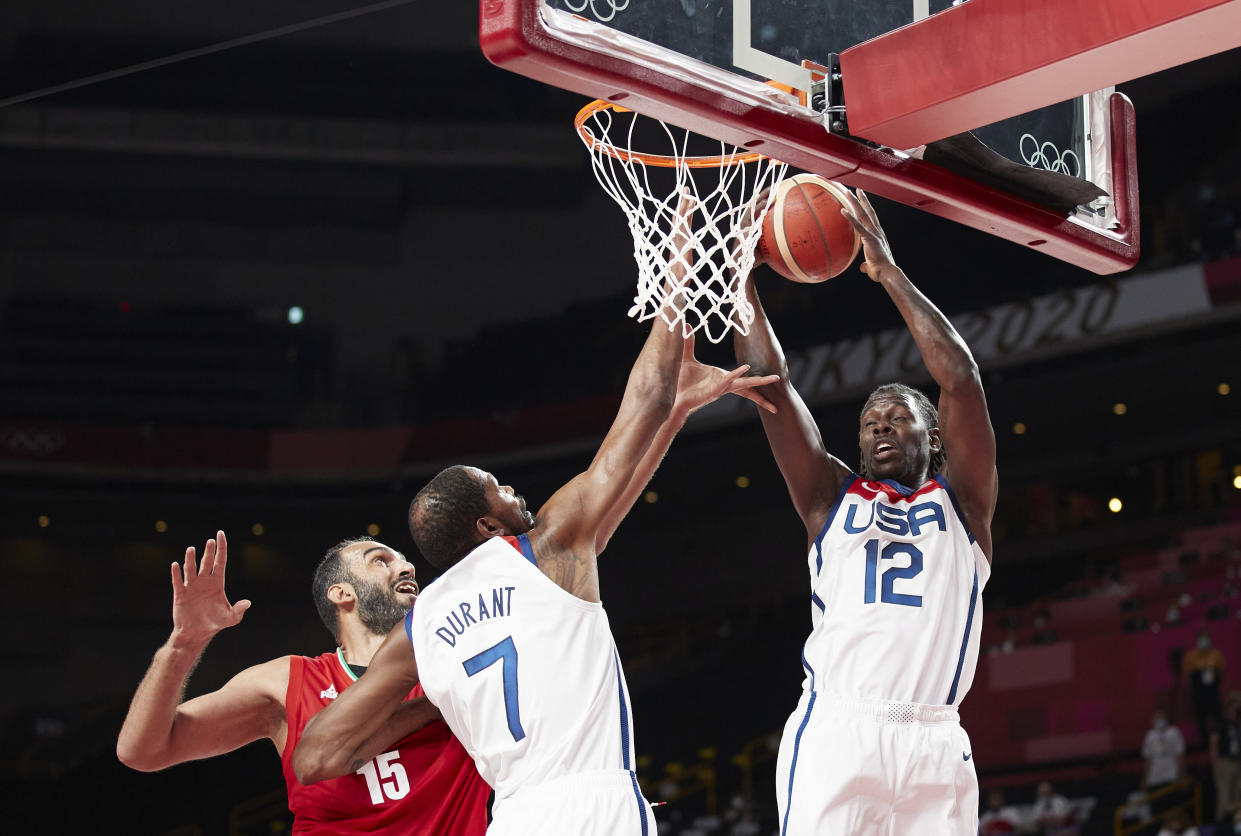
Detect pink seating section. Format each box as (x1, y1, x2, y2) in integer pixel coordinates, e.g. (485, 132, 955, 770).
(963, 521, 1239, 766)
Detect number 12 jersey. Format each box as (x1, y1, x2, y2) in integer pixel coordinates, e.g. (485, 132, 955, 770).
(803, 474, 990, 707)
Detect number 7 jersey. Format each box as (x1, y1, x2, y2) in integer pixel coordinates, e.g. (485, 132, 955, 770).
(408, 534, 643, 802)
(804, 474, 990, 706)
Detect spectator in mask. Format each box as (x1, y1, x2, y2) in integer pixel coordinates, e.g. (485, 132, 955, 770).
(1184, 629, 1225, 745)
(1142, 707, 1185, 792)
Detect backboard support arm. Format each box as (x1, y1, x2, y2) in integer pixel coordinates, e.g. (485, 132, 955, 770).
(840, 0, 1241, 149)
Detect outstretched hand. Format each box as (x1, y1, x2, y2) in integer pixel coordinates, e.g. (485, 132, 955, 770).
(840, 189, 899, 281)
(169, 531, 251, 648)
(676, 338, 780, 416)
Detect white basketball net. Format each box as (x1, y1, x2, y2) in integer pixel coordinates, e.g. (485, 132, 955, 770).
(576, 103, 787, 343)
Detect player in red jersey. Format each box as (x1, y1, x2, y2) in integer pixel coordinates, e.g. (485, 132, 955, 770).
(117, 530, 489, 835)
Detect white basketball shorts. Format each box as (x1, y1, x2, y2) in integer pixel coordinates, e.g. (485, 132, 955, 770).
(488, 769, 657, 836)
(775, 694, 978, 835)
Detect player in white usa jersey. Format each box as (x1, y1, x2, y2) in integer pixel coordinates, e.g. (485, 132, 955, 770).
(735, 190, 998, 835)
(293, 197, 782, 834)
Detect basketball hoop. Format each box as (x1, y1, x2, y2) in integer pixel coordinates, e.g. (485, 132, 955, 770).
(575, 99, 787, 343)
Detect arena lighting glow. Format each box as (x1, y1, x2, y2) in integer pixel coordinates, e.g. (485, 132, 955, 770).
(251, 522, 265, 536)
(1112, 403, 1128, 415)
(1233, 475, 1241, 490)
(1108, 497, 1123, 513)
(1220, 383, 1233, 395)
(1012, 422, 1027, 435)
(36, 514, 50, 528)
(154, 520, 167, 533)
(643, 491, 659, 504)
(287, 306, 304, 325)
(735, 476, 751, 488)
(366, 523, 381, 536)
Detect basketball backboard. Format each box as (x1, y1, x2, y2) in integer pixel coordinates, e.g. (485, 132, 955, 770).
(481, 0, 1204, 273)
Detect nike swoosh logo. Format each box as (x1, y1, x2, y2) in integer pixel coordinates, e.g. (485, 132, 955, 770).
(963, 752, 973, 761)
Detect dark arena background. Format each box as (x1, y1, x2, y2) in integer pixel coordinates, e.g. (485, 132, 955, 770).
(3, 2, 1241, 834)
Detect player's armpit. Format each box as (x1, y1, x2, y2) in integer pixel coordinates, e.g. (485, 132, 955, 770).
(292, 621, 419, 784)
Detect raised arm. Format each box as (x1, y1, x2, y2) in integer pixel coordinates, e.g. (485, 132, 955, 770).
(843, 190, 998, 559)
(117, 532, 286, 771)
(594, 336, 781, 553)
(293, 619, 421, 784)
(733, 273, 852, 541)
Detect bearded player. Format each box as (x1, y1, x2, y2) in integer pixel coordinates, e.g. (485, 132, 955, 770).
(117, 531, 488, 834)
(735, 190, 997, 835)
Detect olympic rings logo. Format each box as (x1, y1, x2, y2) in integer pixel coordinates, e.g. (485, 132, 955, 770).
(1019, 134, 1081, 178)
(563, 0, 629, 23)
(0, 426, 66, 457)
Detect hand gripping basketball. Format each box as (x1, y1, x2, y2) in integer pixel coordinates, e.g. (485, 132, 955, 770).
(839, 189, 899, 282)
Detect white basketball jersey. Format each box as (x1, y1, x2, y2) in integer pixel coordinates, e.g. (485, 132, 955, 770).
(802, 474, 990, 706)
(408, 534, 642, 801)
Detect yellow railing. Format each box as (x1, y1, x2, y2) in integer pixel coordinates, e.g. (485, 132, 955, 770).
(642, 730, 782, 817)
(730, 731, 782, 813)
(1113, 777, 1201, 836)
(648, 748, 720, 815)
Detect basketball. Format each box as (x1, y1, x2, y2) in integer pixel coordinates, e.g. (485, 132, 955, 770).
(756, 175, 861, 283)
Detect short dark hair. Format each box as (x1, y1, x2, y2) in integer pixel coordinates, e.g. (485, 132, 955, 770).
(409, 465, 490, 570)
(312, 537, 372, 643)
(859, 382, 946, 478)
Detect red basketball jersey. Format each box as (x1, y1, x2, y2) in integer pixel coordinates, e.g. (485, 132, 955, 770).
(280, 650, 489, 835)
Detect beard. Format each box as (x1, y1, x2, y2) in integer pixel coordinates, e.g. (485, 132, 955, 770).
(353, 577, 413, 637)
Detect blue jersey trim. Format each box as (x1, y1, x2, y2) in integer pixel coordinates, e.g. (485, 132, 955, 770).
(946, 567, 980, 705)
(628, 770, 650, 836)
(614, 652, 650, 835)
(516, 533, 538, 567)
(613, 652, 632, 771)
(932, 474, 976, 544)
(403, 608, 415, 647)
(813, 475, 859, 574)
(810, 592, 825, 613)
(782, 655, 818, 836)
(878, 478, 917, 496)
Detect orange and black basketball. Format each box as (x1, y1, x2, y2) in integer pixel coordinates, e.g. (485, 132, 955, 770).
(757, 174, 861, 283)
